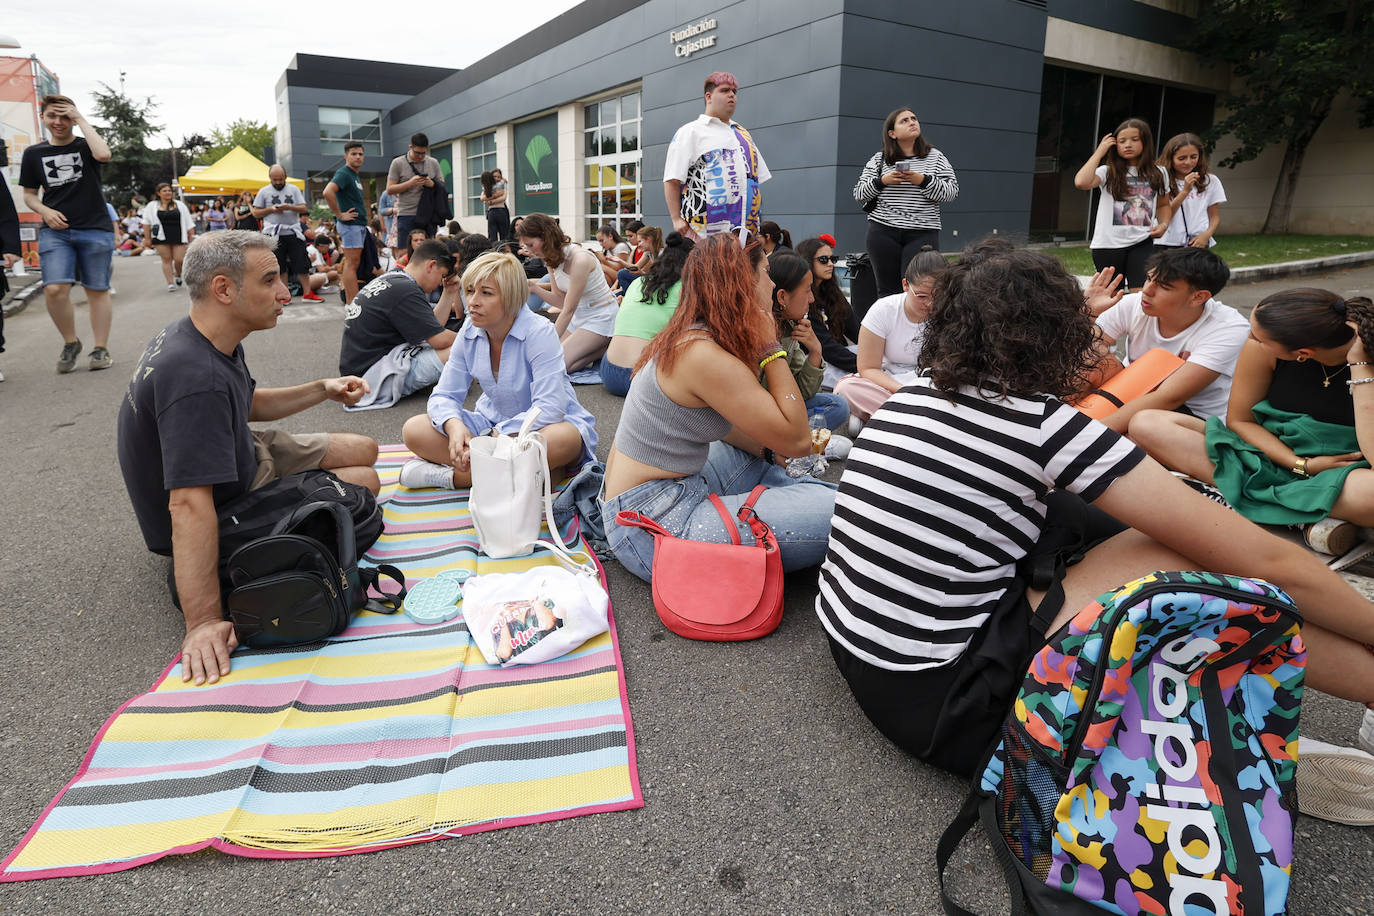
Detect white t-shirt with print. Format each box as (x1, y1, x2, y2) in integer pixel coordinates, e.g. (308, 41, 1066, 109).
(1095, 292, 1249, 419)
(1091, 164, 1170, 250)
(859, 292, 926, 384)
(1156, 173, 1227, 247)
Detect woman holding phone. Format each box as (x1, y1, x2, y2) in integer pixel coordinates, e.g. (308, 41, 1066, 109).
(853, 107, 958, 297)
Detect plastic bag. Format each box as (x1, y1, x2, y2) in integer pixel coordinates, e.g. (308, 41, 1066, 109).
(462, 566, 609, 666)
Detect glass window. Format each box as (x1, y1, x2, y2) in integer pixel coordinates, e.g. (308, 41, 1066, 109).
(317, 106, 382, 158)
(582, 88, 642, 236)
(465, 130, 498, 217)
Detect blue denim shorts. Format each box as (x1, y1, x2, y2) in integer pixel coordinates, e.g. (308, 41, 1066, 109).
(338, 222, 366, 249)
(400, 344, 446, 397)
(600, 356, 633, 397)
(39, 227, 114, 289)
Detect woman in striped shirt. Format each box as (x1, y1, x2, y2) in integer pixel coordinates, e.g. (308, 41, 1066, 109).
(853, 108, 959, 297)
(818, 242, 1374, 777)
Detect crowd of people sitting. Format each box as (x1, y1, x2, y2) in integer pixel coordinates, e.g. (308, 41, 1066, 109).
(63, 75, 1368, 830)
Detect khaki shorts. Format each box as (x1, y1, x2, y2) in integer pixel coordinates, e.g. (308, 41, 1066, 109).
(249, 429, 331, 490)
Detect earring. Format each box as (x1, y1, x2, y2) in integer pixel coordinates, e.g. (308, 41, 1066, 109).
(1297, 354, 1309, 362)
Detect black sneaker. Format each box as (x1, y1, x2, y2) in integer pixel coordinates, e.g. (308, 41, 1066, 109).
(57, 340, 83, 374)
(174, 275, 183, 286)
(88, 346, 113, 371)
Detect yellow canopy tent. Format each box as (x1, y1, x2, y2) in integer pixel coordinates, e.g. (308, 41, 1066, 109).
(176, 146, 304, 195)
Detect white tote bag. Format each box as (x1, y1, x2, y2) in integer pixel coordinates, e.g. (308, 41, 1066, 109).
(468, 407, 594, 572)
(462, 566, 609, 666)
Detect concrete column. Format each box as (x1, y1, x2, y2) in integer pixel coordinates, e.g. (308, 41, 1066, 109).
(557, 104, 579, 231)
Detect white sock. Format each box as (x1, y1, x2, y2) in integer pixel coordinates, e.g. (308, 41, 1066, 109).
(399, 458, 456, 490)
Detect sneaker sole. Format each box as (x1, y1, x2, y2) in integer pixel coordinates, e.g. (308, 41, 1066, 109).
(89, 360, 112, 371)
(1296, 751, 1374, 826)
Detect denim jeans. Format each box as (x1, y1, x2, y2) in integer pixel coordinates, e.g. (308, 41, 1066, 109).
(38, 227, 114, 289)
(807, 392, 851, 431)
(602, 441, 838, 583)
(600, 355, 634, 397)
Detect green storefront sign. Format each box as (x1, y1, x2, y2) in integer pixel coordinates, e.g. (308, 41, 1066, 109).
(514, 114, 558, 216)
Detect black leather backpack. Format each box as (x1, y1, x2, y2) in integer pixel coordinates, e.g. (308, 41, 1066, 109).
(224, 500, 406, 649)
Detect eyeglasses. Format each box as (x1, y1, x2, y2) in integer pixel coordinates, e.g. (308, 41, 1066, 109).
(814, 256, 836, 265)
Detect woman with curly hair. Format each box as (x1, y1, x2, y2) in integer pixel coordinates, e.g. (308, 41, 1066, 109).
(519, 213, 619, 371)
(818, 241, 1374, 779)
(796, 236, 858, 374)
(601, 234, 838, 583)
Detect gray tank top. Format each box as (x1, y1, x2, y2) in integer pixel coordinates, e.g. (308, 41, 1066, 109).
(614, 357, 732, 474)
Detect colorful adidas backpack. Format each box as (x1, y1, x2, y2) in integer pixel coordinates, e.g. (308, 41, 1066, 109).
(937, 571, 1306, 916)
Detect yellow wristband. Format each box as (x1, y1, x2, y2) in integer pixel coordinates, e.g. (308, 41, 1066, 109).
(759, 349, 787, 371)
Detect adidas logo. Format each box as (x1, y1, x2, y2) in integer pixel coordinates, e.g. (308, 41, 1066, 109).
(1141, 633, 1227, 916)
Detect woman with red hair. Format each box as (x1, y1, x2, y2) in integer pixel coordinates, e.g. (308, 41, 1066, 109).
(601, 235, 838, 583)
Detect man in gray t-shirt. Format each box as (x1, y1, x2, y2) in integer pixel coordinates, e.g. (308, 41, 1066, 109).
(250, 165, 319, 301)
(385, 131, 444, 257)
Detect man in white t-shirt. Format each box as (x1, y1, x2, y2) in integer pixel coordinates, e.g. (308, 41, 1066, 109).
(663, 71, 771, 242)
(251, 166, 322, 302)
(1092, 247, 1247, 433)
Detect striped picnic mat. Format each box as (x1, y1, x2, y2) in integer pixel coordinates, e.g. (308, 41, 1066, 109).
(1, 446, 642, 881)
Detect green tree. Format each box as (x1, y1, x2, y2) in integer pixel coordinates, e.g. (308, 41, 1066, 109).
(1192, 0, 1373, 233)
(201, 119, 275, 165)
(90, 82, 167, 203)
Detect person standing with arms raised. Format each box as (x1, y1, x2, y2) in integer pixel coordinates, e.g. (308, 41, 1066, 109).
(19, 95, 116, 373)
(663, 72, 771, 242)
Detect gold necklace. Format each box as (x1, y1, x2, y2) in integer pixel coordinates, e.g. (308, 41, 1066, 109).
(1319, 362, 1349, 388)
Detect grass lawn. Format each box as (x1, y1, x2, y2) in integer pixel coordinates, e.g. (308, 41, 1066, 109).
(1041, 234, 1374, 276)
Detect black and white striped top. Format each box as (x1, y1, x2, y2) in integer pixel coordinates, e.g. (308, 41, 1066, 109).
(815, 378, 1145, 671)
(853, 150, 959, 230)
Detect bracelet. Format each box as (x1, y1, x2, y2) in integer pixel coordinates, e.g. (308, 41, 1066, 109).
(1350, 361, 1374, 367)
(1292, 456, 1310, 478)
(761, 447, 776, 466)
(1348, 376, 1374, 388)
(759, 349, 787, 371)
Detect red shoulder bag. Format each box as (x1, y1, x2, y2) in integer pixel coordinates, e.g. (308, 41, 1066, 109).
(614, 485, 783, 641)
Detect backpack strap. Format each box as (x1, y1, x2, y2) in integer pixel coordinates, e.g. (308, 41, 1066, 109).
(359, 564, 407, 614)
(936, 794, 1029, 916)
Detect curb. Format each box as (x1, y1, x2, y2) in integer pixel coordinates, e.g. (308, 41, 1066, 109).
(2, 276, 41, 318)
(1228, 250, 1374, 285)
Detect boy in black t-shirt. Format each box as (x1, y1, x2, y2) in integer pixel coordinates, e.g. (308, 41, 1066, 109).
(18, 95, 116, 373)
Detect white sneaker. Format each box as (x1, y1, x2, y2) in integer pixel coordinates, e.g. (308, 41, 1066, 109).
(0, 367, 5, 382)
(1360, 709, 1374, 757)
(167, 283, 177, 292)
(1295, 736, 1374, 826)
(824, 434, 852, 461)
(846, 415, 864, 438)
(399, 458, 456, 490)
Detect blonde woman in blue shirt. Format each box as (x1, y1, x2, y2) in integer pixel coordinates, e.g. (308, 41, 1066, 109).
(399, 251, 598, 489)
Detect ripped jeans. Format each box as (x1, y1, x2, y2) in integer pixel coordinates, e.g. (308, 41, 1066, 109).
(601, 441, 838, 583)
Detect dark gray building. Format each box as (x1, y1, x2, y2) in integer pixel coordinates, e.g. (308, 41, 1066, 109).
(276, 0, 1224, 246)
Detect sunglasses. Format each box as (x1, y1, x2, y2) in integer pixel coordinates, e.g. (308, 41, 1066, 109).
(814, 255, 837, 265)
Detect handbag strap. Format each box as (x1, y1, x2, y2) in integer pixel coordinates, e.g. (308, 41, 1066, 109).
(614, 509, 672, 539)
(707, 485, 772, 548)
(518, 407, 596, 577)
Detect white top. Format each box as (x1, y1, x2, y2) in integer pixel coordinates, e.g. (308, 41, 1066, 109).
(1156, 173, 1227, 247)
(663, 114, 772, 238)
(859, 292, 926, 383)
(817, 378, 1144, 671)
(253, 183, 308, 237)
(1095, 292, 1250, 419)
(1090, 164, 1170, 250)
(553, 243, 619, 336)
(139, 200, 194, 244)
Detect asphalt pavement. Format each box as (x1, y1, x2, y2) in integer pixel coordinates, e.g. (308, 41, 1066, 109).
(0, 255, 1370, 914)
